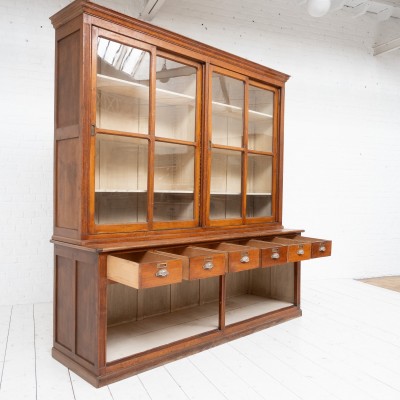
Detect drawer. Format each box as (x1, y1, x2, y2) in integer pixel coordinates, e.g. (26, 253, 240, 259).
(265, 237, 312, 262)
(155, 246, 226, 280)
(293, 236, 332, 258)
(107, 251, 182, 289)
(195, 242, 260, 273)
(245, 239, 288, 267)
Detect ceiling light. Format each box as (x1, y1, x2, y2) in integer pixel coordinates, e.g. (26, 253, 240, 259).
(307, 0, 331, 17)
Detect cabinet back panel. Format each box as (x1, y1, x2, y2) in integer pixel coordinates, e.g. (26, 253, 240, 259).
(226, 270, 250, 297)
(96, 91, 148, 134)
(199, 276, 219, 304)
(171, 280, 200, 311)
(270, 263, 295, 303)
(140, 285, 171, 318)
(107, 283, 138, 326)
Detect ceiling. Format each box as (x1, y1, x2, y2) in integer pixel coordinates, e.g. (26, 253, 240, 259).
(136, 0, 400, 55)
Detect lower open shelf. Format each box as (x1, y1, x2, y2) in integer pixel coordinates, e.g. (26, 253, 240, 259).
(107, 294, 292, 362)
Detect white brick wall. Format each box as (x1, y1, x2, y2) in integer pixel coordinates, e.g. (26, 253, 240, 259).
(0, 0, 399, 304)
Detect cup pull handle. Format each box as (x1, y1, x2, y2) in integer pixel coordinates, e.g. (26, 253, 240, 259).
(240, 255, 250, 263)
(271, 252, 280, 260)
(155, 269, 169, 278)
(203, 261, 214, 270)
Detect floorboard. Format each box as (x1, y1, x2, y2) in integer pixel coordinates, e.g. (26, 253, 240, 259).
(0, 279, 399, 400)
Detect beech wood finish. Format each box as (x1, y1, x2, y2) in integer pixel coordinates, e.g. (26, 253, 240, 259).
(51, 0, 331, 387)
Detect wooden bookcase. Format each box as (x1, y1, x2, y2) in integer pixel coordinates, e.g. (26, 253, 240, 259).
(51, 0, 331, 387)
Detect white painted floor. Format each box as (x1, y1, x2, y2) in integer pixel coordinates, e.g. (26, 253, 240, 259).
(1, 278, 400, 400)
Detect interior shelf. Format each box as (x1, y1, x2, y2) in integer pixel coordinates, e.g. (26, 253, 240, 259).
(211, 192, 241, 195)
(97, 74, 272, 121)
(96, 189, 193, 193)
(97, 74, 194, 105)
(107, 294, 292, 362)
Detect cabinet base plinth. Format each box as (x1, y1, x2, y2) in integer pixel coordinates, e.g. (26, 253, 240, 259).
(53, 306, 301, 387)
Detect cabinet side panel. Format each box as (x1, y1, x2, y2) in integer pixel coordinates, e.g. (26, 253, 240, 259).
(56, 139, 80, 230)
(76, 261, 97, 365)
(55, 255, 75, 351)
(56, 30, 80, 129)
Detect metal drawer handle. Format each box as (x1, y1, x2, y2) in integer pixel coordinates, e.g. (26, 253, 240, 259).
(297, 249, 304, 255)
(271, 252, 280, 260)
(240, 255, 250, 263)
(319, 245, 326, 252)
(203, 261, 214, 270)
(155, 268, 169, 278)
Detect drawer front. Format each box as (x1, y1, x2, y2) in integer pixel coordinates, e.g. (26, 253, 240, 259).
(187, 253, 226, 280)
(140, 259, 183, 288)
(107, 253, 182, 289)
(269, 238, 312, 262)
(260, 245, 288, 267)
(293, 236, 332, 258)
(227, 248, 260, 272)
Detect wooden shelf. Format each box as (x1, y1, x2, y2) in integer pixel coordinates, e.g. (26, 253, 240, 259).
(97, 74, 272, 121)
(96, 189, 147, 193)
(97, 74, 194, 105)
(212, 101, 273, 122)
(211, 192, 241, 195)
(96, 189, 193, 193)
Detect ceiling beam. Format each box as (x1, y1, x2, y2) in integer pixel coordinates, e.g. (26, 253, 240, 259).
(373, 36, 400, 55)
(140, 0, 166, 21)
(373, 0, 400, 7)
(351, 2, 371, 18)
(331, 0, 346, 12)
(376, 6, 394, 21)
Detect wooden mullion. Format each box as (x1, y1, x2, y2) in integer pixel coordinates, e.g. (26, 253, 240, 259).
(204, 63, 213, 227)
(211, 143, 244, 152)
(156, 49, 200, 69)
(275, 87, 283, 224)
(95, 128, 150, 141)
(147, 48, 157, 230)
(219, 275, 226, 330)
(88, 26, 99, 235)
(153, 136, 196, 147)
(247, 149, 274, 156)
(242, 78, 249, 223)
(193, 62, 203, 227)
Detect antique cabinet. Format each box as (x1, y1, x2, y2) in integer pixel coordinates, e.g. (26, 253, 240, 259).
(51, 0, 331, 387)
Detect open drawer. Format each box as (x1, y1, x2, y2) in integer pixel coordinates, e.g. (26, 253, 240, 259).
(292, 236, 332, 258)
(194, 242, 260, 273)
(107, 251, 183, 289)
(263, 237, 312, 262)
(244, 239, 288, 267)
(155, 246, 226, 280)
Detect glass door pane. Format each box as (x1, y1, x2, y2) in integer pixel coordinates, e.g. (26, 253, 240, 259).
(248, 86, 274, 152)
(96, 37, 150, 134)
(95, 134, 148, 224)
(154, 142, 195, 221)
(210, 149, 242, 220)
(155, 57, 197, 141)
(211, 73, 244, 147)
(246, 154, 272, 218)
